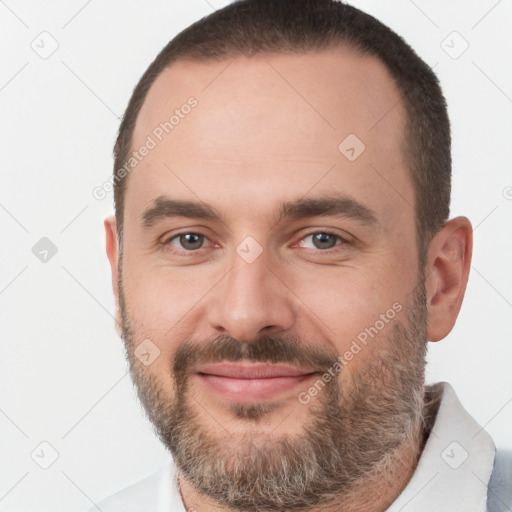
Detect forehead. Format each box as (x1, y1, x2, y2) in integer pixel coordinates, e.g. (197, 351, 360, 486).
(127, 48, 413, 228)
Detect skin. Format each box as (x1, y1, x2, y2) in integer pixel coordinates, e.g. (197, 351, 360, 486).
(105, 47, 472, 511)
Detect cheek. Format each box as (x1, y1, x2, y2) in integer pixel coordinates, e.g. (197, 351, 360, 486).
(286, 262, 410, 355)
(123, 245, 209, 320)
(121, 262, 208, 369)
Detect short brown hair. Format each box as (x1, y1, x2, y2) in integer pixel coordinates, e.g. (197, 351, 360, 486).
(113, 0, 451, 266)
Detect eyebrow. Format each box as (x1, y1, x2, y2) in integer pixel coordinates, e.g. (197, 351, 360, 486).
(141, 194, 377, 228)
(278, 195, 377, 225)
(142, 196, 220, 227)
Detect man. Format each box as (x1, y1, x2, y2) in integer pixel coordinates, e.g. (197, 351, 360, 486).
(98, 0, 510, 510)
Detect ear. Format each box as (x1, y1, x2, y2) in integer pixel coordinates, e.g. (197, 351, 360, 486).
(104, 216, 122, 337)
(424, 217, 473, 342)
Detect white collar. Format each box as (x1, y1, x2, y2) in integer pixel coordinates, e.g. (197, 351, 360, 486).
(388, 381, 496, 511)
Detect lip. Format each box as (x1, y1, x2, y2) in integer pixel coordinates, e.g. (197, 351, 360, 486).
(196, 362, 318, 401)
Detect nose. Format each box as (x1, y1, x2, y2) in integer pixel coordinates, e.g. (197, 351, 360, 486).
(207, 248, 296, 343)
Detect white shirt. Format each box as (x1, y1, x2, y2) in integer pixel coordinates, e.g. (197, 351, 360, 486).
(90, 382, 496, 512)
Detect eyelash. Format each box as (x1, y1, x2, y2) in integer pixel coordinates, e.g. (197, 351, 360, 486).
(161, 230, 350, 256)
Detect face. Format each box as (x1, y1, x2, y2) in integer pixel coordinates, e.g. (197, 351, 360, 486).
(115, 48, 428, 510)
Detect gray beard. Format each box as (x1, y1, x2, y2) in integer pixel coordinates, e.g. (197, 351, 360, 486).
(120, 279, 428, 512)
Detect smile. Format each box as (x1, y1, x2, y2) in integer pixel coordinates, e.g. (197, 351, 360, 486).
(195, 362, 319, 401)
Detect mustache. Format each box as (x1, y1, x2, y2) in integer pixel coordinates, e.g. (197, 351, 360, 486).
(172, 334, 339, 379)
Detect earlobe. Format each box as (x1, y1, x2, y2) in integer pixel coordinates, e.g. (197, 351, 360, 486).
(104, 216, 123, 336)
(425, 217, 473, 342)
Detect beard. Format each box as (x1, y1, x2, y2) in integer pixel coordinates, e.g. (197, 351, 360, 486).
(119, 276, 428, 512)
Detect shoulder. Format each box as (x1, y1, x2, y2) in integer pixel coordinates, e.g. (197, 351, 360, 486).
(487, 448, 512, 512)
(87, 462, 173, 512)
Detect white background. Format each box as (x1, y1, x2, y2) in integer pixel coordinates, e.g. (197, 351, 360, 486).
(0, 1, 511, 511)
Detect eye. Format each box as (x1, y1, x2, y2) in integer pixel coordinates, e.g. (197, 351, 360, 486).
(298, 231, 346, 251)
(166, 232, 208, 252)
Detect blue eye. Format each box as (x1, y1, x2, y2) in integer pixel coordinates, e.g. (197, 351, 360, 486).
(310, 233, 339, 249)
(299, 232, 344, 250)
(168, 233, 206, 251)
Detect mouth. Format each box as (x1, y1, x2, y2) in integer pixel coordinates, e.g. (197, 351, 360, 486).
(195, 362, 319, 402)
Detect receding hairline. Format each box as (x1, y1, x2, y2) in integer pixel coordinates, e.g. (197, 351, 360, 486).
(129, 43, 407, 164)
(113, 0, 451, 270)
